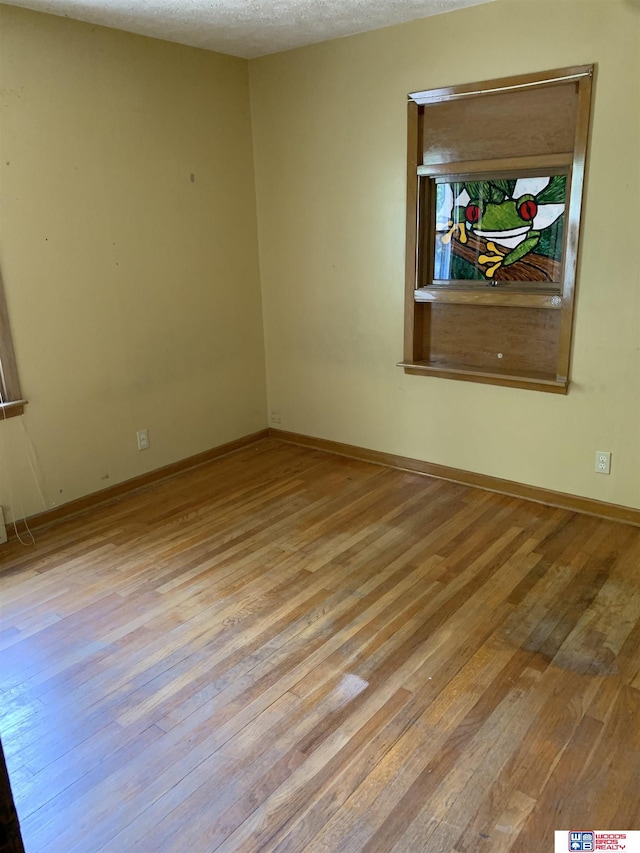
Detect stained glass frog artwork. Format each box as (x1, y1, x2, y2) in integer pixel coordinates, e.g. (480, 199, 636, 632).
(433, 175, 567, 283)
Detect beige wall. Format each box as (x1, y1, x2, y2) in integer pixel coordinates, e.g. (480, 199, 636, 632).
(0, 6, 266, 521)
(1, 0, 639, 527)
(250, 0, 640, 510)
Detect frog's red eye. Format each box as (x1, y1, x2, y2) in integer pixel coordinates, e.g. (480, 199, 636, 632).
(465, 204, 480, 224)
(518, 199, 538, 221)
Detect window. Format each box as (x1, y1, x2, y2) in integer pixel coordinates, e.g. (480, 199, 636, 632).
(0, 269, 25, 418)
(401, 65, 593, 394)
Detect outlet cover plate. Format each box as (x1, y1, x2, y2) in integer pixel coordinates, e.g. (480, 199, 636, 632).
(595, 450, 611, 475)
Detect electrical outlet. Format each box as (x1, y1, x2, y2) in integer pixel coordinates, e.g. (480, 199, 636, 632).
(269, 411, 282, 425)
(137, 429, 149, 451)
(595, 450, 611, 475)
(0, 507, 7, 545)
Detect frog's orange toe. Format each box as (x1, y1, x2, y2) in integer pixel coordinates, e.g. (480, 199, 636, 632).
(478, 253, 503, 265)
(441, 220, 456, 245)
(486, 241, 507, 256)
(485, 261, 502, 278)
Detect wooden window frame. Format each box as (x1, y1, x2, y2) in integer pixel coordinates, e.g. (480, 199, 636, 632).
(0, 268, 25, 419)
(400, 65, 594, 394)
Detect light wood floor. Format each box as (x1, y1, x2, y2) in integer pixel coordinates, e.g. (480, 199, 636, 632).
(1, 439, 639, 853)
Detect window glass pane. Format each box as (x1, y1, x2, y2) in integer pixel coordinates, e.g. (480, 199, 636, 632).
(433, 174, 567, 284)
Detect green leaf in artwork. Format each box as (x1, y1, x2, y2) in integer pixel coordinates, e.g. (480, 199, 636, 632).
(492, 179, 517, 198)
(450, 252, 484, 281)
(537, 213, 565, 262)
(488, 183, 505, 204)
(535, 175, 567, 204)
(464, 181, 489, 204)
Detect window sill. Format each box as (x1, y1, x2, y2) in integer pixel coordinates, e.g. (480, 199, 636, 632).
(0, 400, 27, 420)
(414, 288, 563, 310)
(398, 361, 568, 394)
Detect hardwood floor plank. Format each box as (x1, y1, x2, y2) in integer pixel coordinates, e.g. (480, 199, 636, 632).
(215, 688, 415, 853)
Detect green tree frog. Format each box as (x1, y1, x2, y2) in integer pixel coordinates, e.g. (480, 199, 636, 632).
(437, 176, 566, 280)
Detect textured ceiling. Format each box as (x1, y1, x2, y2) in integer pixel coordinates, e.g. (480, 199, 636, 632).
(2, 0, 496, 58)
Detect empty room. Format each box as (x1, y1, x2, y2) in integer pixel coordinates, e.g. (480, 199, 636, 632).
(0, 0, 639, 850)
